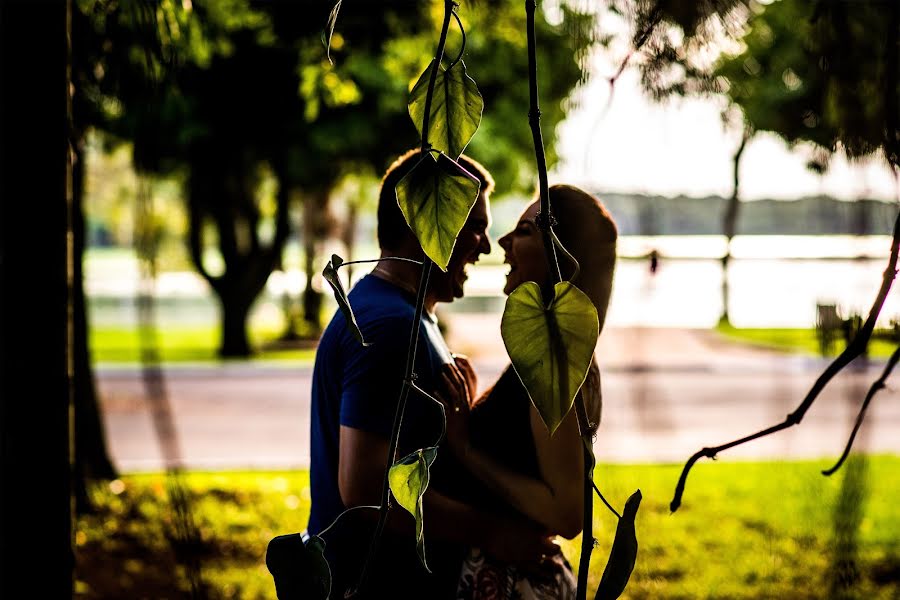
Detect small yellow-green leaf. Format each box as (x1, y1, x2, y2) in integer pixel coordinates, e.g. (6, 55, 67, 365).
(395, 153, 481, 271)
(501, 281, 599, 435)
(408, 59, 483, 159)
(595, 490, 642, 600)
(322, 254, 370, 346)
(388, 447, 438, 571)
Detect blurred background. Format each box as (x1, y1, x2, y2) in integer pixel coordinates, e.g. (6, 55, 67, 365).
(4, 0, 899, 597)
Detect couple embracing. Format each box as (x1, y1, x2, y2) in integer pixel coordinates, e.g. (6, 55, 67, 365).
(306, 148, 618, 600)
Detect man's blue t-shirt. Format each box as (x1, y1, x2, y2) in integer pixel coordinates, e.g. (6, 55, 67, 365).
(307, 274, 459, 598)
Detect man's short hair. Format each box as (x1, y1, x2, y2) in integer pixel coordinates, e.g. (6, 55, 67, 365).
(377, 149, 495, 251)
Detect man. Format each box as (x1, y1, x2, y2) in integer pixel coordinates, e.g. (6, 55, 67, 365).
(306, 149, 556, 599)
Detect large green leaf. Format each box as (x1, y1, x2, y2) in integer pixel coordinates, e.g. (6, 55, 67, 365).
(322, 254, 370, 347)
(501, 281, 599, 435)
(595, 490, 642, 600)
(395, 153, 481, 271)
(265, 532, 331, 600)
(388, 447, 439, 571)
(408, 59, 483, 159)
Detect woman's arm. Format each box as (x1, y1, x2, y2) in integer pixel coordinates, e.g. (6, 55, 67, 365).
(440, 362, 585, 539)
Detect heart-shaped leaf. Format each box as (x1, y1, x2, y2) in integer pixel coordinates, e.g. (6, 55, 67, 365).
(265, 532, 332, 600)
(501, 281, 599, 435)
(408, 59, 483, 159)
(395, 153, 481, 271)
(595, 490, 642, 600)
(323, 254, 370, 347)
(388, 446, 438, 571)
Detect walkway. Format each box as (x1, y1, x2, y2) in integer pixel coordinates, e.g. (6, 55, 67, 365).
(96, 318, 900, 471)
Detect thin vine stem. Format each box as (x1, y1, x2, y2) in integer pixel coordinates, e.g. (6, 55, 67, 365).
(592, 480, 621, 520)
(550, 229, 580, 282)
(351, 257, 433, 598)
(446, 8, 467, 71)
(822, 342, 900, 476)
(351, 2, 455, 594)
(670, 210, 900, 512)
(337, 257, 423, 268)
(317, 504, 380, 540)
(420, 0, 457, 153)
(525, 2, 592, 599)
(409, 381, 448, 448)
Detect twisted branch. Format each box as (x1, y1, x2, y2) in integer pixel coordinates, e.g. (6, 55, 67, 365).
(670, 210, 900, 512)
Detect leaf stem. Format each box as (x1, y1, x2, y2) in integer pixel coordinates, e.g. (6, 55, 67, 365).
(526, 2, 591, 597)
(337, 257, 423, 269)
(670, 210, 900, 512)
(409, 381, 447, 447)
(420, 0, 457, 152)
(317, 504, 380, 540)
(352, 258, 433, 598)
(551, 229, 580, 282)
(446, 8, 467, 71)
(593, 480, 622, 520)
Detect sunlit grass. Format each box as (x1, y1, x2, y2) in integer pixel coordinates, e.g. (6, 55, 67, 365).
(715, 323, 899, 359)
(75, 456, 900, 599)
(90, 326, 317, 364)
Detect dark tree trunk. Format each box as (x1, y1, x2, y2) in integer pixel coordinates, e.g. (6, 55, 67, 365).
(187, 146, 291, 358)
(72, 142, 117, 510)
(342, 201, 359, 283)
(0, 0, 73, 595)
(720, 126, 751, 325)
(219, 294, 253, 358)
(301, 187, 331, 334)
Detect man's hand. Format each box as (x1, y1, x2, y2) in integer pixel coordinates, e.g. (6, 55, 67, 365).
(452, 354, 478, 406)
(437, 364, 472, 456)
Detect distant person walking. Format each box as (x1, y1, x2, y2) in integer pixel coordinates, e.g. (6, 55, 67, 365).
(649, 248, 659, 275)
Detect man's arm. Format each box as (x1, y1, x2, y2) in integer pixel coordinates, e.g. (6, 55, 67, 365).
(338, 425, 558, 565)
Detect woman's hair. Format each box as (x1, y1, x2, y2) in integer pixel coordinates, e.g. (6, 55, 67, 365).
(548, 184, 618, 331)
(547, 184, 618, 433)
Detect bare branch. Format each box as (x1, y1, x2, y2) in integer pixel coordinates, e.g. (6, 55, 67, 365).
(823, 343, 900, 476)
(670, 210, 900, 513)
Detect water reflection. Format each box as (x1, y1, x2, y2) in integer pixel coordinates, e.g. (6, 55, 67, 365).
(86, 235, 900, 329)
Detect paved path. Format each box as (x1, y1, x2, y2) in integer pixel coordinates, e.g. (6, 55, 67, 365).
(97, 321, 900, 472)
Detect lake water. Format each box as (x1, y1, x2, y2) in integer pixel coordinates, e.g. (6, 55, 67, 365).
(86, 235, 900, 329)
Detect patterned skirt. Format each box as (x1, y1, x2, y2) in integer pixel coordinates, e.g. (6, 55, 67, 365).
(456, 547, 577, 600)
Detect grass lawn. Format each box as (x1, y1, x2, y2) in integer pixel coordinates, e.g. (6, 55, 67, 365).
(75, 456, 900, 599)
(715, 323, 899, 359)
(90, 326, 318, 364)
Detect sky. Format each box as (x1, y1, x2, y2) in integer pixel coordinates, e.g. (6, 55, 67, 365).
(551, 68, 899, 202)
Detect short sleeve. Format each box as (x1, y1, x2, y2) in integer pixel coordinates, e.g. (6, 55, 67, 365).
(339, 315, 441, 439)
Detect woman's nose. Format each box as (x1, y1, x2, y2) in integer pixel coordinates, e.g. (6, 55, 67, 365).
(498, 232, 511, 251)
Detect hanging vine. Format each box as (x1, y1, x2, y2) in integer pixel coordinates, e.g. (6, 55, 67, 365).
(272, 2, 642, 599)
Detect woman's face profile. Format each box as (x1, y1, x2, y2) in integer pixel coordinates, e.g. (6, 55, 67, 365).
(498, 200, 549, 295)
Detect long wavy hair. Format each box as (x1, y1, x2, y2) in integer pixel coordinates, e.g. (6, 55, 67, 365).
(546, 184, 618, 433)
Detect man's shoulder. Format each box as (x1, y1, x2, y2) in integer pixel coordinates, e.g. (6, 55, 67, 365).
(348, 275, 417, 327)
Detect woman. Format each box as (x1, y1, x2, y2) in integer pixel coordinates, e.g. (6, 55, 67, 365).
(437, 184, 618, 600)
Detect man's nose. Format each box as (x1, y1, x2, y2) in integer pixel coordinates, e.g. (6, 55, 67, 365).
(478, 232, 492, 256)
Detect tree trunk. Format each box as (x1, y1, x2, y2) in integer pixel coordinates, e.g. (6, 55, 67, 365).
(0, 0, 73, 595)
(72, 140, 117, 510)
(343, 201, 359, 283)
(219, 293, 253, 358)
(720, 126, 751, 325)
(187, 147, 291, 358)
(301, 187, 331, 334)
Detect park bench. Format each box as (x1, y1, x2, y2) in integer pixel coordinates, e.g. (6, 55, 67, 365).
(815, 302, 900, 358)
